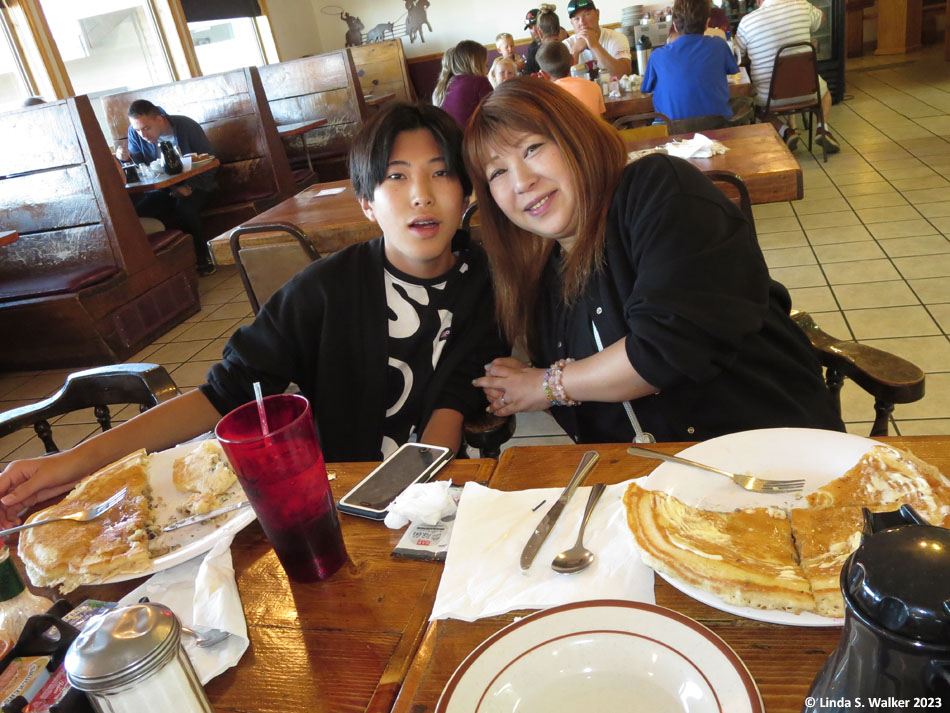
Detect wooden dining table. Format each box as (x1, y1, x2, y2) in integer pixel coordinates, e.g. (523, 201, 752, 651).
(391, 436, 950, 713)
(625, 122, 803, 204)
(605, 67, 753, 121)
(278, 119, 329, 173)
(124, 157, 221, 194)
(208, 179, 377, 265)
(210, 122, 798, 265)
(16, 457, 494, 713)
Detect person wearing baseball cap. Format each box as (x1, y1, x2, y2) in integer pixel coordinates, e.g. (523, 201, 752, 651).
(522, 8, 543, 74)
(563, 0, 632, 77)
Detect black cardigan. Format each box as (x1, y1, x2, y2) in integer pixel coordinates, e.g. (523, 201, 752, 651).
(537, 154, 844, 443)
(200, 232, 505, 461)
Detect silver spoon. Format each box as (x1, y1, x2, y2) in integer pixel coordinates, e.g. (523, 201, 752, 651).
(181, 624, 231, 648)
(551, 483, 606, 575)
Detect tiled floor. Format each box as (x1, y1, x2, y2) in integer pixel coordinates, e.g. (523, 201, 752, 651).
(2, 46, 950, 465)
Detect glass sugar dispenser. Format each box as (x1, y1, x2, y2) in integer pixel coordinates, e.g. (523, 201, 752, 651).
(64, 602, 213, 713)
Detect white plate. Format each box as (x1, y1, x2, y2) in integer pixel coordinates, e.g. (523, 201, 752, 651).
(100, 439, 256, 584)
(437, 600, 763, 713)
(638, 427, 879, 627)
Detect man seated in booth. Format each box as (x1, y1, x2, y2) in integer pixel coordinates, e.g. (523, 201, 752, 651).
(562, 0, 632, 78)
(641, 0, 743, 126)
(115, 99, 218, 275)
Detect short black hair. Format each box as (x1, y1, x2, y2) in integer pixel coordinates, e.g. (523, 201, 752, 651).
(349, 102, 472, 201)
(536, 40, 571, 78)
(128, 99, 161, 118)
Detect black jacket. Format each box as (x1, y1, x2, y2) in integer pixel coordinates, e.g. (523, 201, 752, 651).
(200, 232, 505, 461)
(537, 154, 844, 443)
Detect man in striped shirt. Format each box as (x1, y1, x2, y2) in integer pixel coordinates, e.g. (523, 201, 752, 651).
(735, 0, 840, 154)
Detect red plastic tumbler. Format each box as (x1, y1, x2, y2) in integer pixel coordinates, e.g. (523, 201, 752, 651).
(215, 393, 348, 582)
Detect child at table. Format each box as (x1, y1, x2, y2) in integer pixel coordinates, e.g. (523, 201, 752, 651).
(464, 78, 843, 444)
(494, 32, 526, 73)
(0, 102, 505, 527)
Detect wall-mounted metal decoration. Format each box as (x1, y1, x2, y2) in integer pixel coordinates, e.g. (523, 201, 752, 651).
(322, 2, 434, 46)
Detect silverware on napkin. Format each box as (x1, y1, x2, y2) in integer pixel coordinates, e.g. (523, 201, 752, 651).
(162, 499, 251, 532)
(519, 451, 600, 571)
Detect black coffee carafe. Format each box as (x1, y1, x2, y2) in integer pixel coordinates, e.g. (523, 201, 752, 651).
(804, 506, 950, 712)
(158, 140, 182, 175)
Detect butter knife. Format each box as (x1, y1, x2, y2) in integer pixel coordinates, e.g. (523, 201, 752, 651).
(519, 450, 600, 571)
(162, 500, 251, 532)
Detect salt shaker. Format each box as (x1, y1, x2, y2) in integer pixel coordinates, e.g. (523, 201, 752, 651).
(64, 602, 213, 713)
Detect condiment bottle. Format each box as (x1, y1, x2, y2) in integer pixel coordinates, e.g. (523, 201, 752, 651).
(65, 602, 213, 713)
(0, 541, 53, 656)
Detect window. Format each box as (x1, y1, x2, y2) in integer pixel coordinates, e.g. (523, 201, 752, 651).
(188, 16, 265, 75)
(0, 17, 27, 110)
(38, 0, 172, 97)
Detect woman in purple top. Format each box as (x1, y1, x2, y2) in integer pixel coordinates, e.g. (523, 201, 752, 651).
(433, 40, 493, 128)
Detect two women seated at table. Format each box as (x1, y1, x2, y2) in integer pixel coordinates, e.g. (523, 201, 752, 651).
(0, 103, 504, 526)
(641, 0, 749, 129)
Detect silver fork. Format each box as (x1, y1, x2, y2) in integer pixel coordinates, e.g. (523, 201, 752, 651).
(626, 446, 805, 493)
(0, 487, 128, 537)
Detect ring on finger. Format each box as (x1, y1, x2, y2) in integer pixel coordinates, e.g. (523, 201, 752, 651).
(500, 395, 507, 405)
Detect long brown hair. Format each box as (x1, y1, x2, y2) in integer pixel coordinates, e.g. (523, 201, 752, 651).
(464, 78, 627, 358)
(432, 40, 488, 107)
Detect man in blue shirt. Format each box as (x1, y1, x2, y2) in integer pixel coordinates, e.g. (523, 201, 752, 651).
(641, 0, 741, 123)
(115, 99, 217, 274)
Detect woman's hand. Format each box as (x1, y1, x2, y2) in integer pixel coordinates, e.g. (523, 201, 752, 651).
(474, 357, 551, 417)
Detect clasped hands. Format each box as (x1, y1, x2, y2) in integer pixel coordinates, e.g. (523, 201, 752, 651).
(473, 357, 550, 417)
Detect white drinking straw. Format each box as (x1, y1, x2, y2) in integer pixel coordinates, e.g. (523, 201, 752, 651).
(252, 381, 270, 436)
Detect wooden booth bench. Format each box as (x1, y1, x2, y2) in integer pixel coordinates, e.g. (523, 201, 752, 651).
(257, 48, 370, 183)
(0, 97, 199, 371)
(101, 67, 296, 243)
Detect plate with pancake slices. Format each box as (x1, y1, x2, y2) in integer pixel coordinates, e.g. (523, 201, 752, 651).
(18, 439, 255, 593)
(623, 428, 950, 627)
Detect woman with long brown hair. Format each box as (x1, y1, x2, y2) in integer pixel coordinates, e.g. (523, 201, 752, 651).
(432, 40, 492, 128)
(468, 78, 842, 443)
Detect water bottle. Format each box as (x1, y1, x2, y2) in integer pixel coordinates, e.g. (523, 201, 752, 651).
(635, 34, 653, 76)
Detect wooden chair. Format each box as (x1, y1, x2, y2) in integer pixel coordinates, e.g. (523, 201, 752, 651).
(704, 170, 755, 240)
(791, 312, 925, 436)
(756, 42, 828, 162)
(0, 97, 199, 370)
(101, 67, 296, 241)
(0, 364, 179, 454)
(228, 223, 321, 314)
(612, 112, 672, 141)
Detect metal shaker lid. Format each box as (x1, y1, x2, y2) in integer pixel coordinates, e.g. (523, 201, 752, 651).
(65, 602, 181, 691)
(845, 507, 950, 645)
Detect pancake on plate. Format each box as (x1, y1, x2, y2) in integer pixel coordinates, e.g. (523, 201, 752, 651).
(623, 483, 816, 613)
(18, 450, 153, 593)
(624, 445, 950, 619)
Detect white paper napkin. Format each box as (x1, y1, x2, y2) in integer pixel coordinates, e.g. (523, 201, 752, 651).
(662, 133, 729, 159)
(384, 480, 456, 529)
(118, 535, 249, 684)
(431, 481, 655, 621)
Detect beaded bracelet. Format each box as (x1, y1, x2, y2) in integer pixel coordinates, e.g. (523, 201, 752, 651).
(542, 358, 581, 407)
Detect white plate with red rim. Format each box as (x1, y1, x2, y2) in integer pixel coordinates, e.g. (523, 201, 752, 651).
(638, 427, 882, 627)
(436, 599, 763, 713)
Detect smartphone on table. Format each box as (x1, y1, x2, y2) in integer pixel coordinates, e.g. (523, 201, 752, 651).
(337, 442, 453, 520)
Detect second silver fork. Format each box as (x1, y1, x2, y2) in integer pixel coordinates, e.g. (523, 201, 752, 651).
(626, 445, 805, 493)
